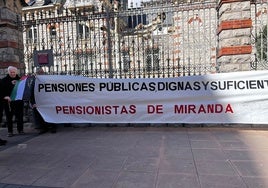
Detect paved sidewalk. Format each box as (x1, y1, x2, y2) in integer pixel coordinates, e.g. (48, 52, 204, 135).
(0, 126, 268, 188)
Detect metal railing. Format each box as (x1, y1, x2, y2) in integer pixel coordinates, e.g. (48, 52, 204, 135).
(22, 0, 218, 78)
(22, 0, 268, 77)
(251, 0, 268, 70)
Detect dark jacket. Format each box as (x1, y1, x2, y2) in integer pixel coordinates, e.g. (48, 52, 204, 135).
(1, 74, 21, 98)
(0, 79, 3, 100)
(29, 77, 36, 106)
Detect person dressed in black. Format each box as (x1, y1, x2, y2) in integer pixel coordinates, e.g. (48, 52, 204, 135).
(0, 78, 4, 125)
(0, 78, 7, 145)
(2, 66, 24, 137)
(30, 67, 56, 134)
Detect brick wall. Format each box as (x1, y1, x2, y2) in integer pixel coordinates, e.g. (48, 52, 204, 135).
(0, 0, 25, 77)
(217, 0, 252, 72)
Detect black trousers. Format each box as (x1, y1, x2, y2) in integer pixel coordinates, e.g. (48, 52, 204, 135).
(32, 107, 47, 130)
(0, 100, 3, 125)
(4, 100, 24, 133)
(33, 108, 56, 133)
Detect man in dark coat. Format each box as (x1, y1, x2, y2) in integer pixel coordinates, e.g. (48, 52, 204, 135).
(0, 78, 3, 124)
(2, 66, 24, 137)
(30, 67, 56, 134)
(0, 78, 7, 145)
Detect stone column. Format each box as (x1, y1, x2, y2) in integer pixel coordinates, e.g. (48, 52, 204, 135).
(0, 0, 27, 77)
(217, 0, 252, 73)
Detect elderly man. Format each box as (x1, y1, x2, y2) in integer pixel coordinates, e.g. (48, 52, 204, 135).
(2, 66, 24, 137)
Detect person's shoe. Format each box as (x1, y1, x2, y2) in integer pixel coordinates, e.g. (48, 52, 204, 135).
(38, 129, 47, 134)
(0, 139, 7, 146)
(7, 133, 13, 137)
(18, 131, 25, 135)
(50, 125, 57, 133)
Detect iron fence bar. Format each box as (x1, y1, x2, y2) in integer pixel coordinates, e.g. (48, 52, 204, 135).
(21, 1, 226, 78)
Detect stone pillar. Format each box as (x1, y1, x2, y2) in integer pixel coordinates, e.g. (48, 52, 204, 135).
(217, 0, 252, 73)
(0, 0, 27, 77)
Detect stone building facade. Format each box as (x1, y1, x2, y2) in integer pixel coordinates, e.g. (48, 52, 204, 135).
(0, 0, 27, 77)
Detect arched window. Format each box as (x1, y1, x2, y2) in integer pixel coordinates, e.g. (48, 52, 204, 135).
(146, 47, 160, 72)
(78, 23, 90, 39)
(122, 49, 130, 72)
(50, 25, 57, 38)
(256, 25, 268, 67)
(27, 26, 37, 44)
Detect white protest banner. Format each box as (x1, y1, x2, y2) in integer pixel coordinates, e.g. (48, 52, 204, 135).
(35, 70, 268, 124)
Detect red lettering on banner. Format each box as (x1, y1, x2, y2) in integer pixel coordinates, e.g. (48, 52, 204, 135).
(121, 106, 128, 114)
(56, 106, 62, 113)
(147, 105, 163, 114)
(189, 105, 195, 113)
(174, 104, 233, 114)
(225, 104, 234, 113)
(62, 106, 69, 114)
(55, 105, 137, 115)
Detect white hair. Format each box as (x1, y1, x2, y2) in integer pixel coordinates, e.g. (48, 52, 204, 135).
(7, 66, 18, 73)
